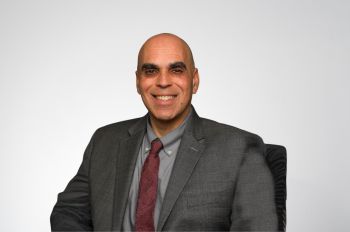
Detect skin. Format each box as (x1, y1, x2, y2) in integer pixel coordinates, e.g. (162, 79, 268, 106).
(136, 33, 199, 138)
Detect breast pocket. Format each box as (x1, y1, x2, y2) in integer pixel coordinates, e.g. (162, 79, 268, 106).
(184, 181, 234, 209)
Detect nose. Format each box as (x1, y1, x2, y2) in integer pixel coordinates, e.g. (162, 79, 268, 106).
(156, 71, 172, 88)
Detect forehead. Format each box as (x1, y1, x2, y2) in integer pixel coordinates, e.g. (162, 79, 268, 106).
(140, 38, 189, 65)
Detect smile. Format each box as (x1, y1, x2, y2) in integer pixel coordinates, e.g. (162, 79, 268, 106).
(153, 95, 177, 101)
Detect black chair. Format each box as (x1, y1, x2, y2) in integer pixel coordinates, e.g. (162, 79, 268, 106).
(265, 144, 287, 232)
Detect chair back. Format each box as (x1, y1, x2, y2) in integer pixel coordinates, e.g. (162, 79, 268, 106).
(265, 144, 287, 232)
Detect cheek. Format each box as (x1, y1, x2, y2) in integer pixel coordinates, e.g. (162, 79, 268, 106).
(138, 80, 152, 94)
(178, 80, 193, 95)
(175, 76, 191, 88)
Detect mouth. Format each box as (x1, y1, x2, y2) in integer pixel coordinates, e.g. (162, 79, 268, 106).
(152, 94, 177, 101)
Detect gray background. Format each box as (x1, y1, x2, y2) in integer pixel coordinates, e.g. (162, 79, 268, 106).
(1, 0, 349, 231)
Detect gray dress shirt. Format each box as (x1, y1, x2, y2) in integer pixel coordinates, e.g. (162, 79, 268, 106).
(122, 109, 192, 231)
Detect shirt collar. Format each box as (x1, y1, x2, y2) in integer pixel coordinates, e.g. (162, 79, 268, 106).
(145, 108, 192, 156)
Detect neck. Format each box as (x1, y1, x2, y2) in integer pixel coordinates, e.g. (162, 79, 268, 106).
(149, 107, 191, 138)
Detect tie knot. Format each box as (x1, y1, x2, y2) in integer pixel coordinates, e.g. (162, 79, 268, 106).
(150, 138, 163, 155)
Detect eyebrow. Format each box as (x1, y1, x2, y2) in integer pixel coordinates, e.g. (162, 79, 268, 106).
(141, 63, 159, 70)
(140, 62, 187, 71)
(169, 62, 187, 70)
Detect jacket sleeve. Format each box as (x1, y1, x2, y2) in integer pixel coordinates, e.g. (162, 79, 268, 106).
(230, 135, 279, 231)
(50, 133, 96, 231)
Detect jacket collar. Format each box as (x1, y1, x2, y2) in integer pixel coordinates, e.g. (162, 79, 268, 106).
(127, 105, 204, 141)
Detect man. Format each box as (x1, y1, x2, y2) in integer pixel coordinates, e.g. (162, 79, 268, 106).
(51, 33, 278, 231)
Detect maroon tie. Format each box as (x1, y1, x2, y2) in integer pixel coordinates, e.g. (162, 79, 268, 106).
(135, 138, 163, 232)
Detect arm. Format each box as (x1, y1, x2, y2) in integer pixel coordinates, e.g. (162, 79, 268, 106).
(50, 133, 95, 231)
(230, 135, 279, 231)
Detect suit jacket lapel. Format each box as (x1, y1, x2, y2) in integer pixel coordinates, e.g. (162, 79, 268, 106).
(111, 115, 147, 231)
(157, 108, 206, 231)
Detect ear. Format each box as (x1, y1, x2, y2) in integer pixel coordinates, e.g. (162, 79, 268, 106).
(192, 68, 199, 94)
(136, 70, 141, 94)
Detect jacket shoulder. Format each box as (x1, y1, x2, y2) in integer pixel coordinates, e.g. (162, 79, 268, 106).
(92, 117, 143, 140)
(200, 117, 264, 149)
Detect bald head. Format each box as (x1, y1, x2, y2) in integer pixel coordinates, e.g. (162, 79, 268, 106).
(137, 33, 195, 72)
(135, 33, 200, 136)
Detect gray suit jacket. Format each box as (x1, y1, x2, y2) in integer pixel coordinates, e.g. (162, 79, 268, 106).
(51, 107, 278, 231)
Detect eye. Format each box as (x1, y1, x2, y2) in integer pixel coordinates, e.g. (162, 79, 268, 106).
(172, 68, 184, 74)
(144, 69, 157, 75)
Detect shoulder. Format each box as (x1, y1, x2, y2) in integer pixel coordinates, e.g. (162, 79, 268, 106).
(200, 117, 263, 142)
(200, 117, 264, 153)
(91, 117, 143, 141)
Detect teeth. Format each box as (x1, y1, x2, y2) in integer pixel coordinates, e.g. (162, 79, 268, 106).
(156, 95, 175, 100)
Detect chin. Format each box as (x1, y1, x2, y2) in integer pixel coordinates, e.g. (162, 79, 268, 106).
(151, 111, 177, 122)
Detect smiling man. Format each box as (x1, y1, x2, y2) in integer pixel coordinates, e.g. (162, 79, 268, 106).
(51, 33, 278, 231)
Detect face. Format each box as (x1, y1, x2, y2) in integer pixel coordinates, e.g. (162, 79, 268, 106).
(136, 36, 199, 125)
